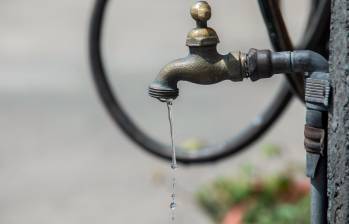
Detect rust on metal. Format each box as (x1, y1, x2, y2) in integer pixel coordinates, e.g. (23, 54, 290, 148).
(304, 125, 325, 155)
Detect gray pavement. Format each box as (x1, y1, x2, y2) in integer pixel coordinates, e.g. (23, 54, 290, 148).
(0, 0, 310, 223)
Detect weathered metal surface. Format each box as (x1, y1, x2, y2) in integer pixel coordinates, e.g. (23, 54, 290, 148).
(247, 48, 275, 81)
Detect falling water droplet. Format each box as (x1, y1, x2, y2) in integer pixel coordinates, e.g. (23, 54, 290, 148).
(166, 100, 177, 223)
(170, 202, 177, 210)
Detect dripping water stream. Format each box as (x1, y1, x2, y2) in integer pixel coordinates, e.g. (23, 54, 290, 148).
(166, 100, 177, 222)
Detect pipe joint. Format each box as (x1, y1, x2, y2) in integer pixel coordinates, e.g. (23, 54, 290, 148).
(247, 49, 328, 81)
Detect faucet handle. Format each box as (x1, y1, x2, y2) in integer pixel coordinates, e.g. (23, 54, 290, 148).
(186, 1, 219, 47)
(190, 1, 211, 27)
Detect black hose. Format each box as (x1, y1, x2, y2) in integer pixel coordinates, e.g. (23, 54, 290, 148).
(299, 0, 330, 57)
(258, 0, 304, 99)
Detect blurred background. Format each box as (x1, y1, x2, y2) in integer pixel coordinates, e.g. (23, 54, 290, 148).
(0, 0, 311, 223)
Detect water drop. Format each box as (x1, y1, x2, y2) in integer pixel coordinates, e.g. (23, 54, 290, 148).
(170, 202, 177, 210)
(171, 163, 178, 170)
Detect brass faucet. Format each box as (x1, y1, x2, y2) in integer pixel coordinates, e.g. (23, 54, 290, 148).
(149, 1, 247, 100)
(148, 1, 328, 101)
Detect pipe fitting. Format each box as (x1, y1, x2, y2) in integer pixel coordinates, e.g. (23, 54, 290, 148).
(247, 49, 328, 81)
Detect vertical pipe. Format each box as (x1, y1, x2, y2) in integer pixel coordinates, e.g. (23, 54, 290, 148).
(306, 109, 328, 224)
(311, 156, 327, 224)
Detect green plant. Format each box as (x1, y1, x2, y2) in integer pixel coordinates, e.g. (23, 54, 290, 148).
(196, 174, 309, 223)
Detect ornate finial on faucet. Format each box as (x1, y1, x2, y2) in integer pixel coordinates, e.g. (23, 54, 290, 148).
(186, 1, 220, 47)
(190, 1, 211, 26)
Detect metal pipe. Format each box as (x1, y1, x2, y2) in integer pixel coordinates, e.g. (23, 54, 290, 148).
(247, 49, 328, 81)
(306, 109, 327, 224)
(304, 72, 330, 224)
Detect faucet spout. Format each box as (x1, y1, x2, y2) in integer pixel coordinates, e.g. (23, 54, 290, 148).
(149, 46, 246, 100)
